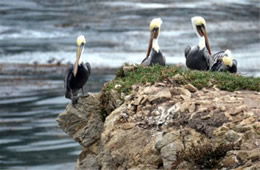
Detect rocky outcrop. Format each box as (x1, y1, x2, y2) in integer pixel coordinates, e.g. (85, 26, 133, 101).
(57, 93, 104, 169)
(57, 69, 260, 169)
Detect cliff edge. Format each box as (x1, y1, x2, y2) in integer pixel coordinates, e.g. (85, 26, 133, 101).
(57, 65, 260, 170)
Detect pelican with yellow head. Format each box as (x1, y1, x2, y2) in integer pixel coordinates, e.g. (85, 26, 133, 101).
(141, 18, 166, 66)
(210, 49, 237, 73)
(64, 35, 91, 104)
(185, 16, 212, 70)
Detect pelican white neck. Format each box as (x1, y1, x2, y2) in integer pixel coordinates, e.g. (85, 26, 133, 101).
(198, 36, 205, 50)
(152, 38, 160, 53)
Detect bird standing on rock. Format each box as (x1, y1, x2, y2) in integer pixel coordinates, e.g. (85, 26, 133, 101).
(185, 16, 212, 70)
(141, 18, 166, 66)
(64, 35, 91, 104)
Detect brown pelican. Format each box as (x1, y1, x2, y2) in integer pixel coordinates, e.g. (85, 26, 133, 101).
(64, 35, 91, 104)
(210, 49, 237, 73)
(141, 18, 166, 66)
(185, 16, 212, 70)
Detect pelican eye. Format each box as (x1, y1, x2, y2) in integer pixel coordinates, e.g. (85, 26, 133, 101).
(197, 24, 205, 29)
(152, 27, 159, 31)
(196, 25, 204, 36)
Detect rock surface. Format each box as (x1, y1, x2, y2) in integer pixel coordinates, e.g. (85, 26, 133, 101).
(57, 73, 260, 169)
(57, 93, 103, 147)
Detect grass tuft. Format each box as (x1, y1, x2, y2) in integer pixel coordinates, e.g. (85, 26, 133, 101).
(104, 64, 260, 95)
(173, 142, 236, 169)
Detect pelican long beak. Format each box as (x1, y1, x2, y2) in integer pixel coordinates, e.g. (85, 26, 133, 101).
(73, 45, 84, 77)
(201, 27, 211, 55)
(145, 29, 156, 59)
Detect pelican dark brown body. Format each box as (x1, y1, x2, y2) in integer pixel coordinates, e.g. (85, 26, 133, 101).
(64, 63, 91, 103)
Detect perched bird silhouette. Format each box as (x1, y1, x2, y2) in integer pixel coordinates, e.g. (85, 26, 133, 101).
(64, 35, 91, 104)
(185, 16, 212, 70)
(141, 18, 166, 66)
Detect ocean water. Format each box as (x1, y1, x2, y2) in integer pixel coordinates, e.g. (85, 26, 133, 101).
(0, 72, 115, 169)
(0, 0, 259, 76)
(0, 0, 259, 169)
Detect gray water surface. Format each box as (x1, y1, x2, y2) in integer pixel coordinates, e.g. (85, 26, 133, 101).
(0, 73, 115, 169)
(0, 0, 259, 76)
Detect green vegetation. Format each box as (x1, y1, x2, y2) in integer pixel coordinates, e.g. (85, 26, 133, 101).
(104, 64, 260, 95)
(99, 64, 259, 117)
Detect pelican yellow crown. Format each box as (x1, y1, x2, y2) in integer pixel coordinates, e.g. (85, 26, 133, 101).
(149, 18, 163, 30)
(191, 16, 206, 26)
(77, 35, 86, 46)
(222, 49, 233, 67)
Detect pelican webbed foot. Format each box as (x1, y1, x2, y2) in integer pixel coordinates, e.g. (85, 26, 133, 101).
(81, 93, 89, 98)
(72, 96, 79, 105)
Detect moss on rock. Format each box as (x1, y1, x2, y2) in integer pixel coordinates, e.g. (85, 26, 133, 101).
(104, 64, 259, 96)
